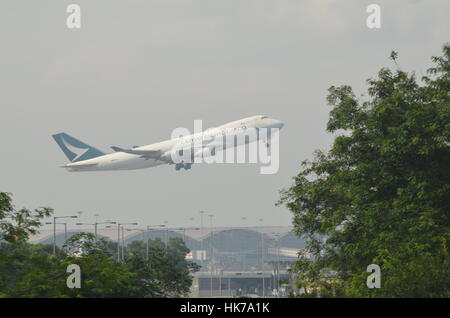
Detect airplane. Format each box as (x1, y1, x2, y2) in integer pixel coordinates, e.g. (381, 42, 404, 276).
(52, 115, 284, 172)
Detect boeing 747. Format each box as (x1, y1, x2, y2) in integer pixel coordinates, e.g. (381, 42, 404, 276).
(52, 115, 284, 172)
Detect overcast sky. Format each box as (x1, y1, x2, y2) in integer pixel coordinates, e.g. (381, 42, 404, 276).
(1, 0, 449, 230)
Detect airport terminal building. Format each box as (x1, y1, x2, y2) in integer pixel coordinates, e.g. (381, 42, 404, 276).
(30, 226, 306, 297)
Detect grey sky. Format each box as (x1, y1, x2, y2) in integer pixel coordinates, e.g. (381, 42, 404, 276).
(1, 0, 449, 230)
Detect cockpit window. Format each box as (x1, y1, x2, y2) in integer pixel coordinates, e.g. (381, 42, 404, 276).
(261, 116, 268, 119)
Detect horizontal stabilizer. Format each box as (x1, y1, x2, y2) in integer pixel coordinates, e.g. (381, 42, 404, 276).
(111, 146, 125, 152)
(111, 146, 140, 152)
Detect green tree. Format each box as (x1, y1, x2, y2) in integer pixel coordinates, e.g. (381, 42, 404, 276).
(278, 45, 450, 297)
(62, 232, 136, 297)
(0, 193, 200, 298)
(159, 237, 200, 296)
(0, 192, 52, 242)
(125, 238, 200, 297)
(0, 242, 67, 297)
(0, 192, 65, 297)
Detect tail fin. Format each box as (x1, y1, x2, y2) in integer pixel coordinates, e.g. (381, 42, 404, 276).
(52, 133, 105, 162)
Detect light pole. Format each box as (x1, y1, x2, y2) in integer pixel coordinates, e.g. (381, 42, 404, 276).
(219, 269, 223, 297)
(271, 232, 281, 297)
(121, 226, 125, 261)
(117, 222, 138, 262)
(46, 222, 68, 243)
(77, 221, 116, 241)
(199, 211, 205, 269)
(259, 218, 265, 297)
(95, 221, 116, 239)
(53, 215, 78, 255)
(63, 222, 68, 242)
(208, 214, 214, 297)
(241, 216, 247, 271)
(76, 211, 83, 225)
(146, 225, 166, 260)
(276, 236, 280, 297)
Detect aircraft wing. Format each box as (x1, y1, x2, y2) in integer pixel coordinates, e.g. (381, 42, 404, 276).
(60, 163, 99, 171)
(111, 146, 163, 160)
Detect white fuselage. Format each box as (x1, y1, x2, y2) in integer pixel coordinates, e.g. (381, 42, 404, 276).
(64, 115, 284, 172)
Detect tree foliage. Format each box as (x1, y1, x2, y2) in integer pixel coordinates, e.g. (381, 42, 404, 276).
(278, 45, 450, 297)
(0, 193, 199, 298)
(124, 238, 200, 297)
(0, 243, 67, 297)
(0, 192, 52, 242)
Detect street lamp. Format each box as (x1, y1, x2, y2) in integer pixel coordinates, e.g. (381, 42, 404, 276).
(259, 218, 265, 297)
(53, 215, 78, 255)
(76, 221, 116, 241)
(117, 222, 138, 262)
(241, 216, 247, 271)
(199, 211, 205, 269)
(208, 214, 214, 297)
(76, 211, 83, 223)
(271, 232, 281, 297)
(46, 222, 68, 242)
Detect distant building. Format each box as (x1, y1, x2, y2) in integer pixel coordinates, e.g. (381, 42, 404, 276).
(194, 271, 291, 297)
(31, 226, 304, 265)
